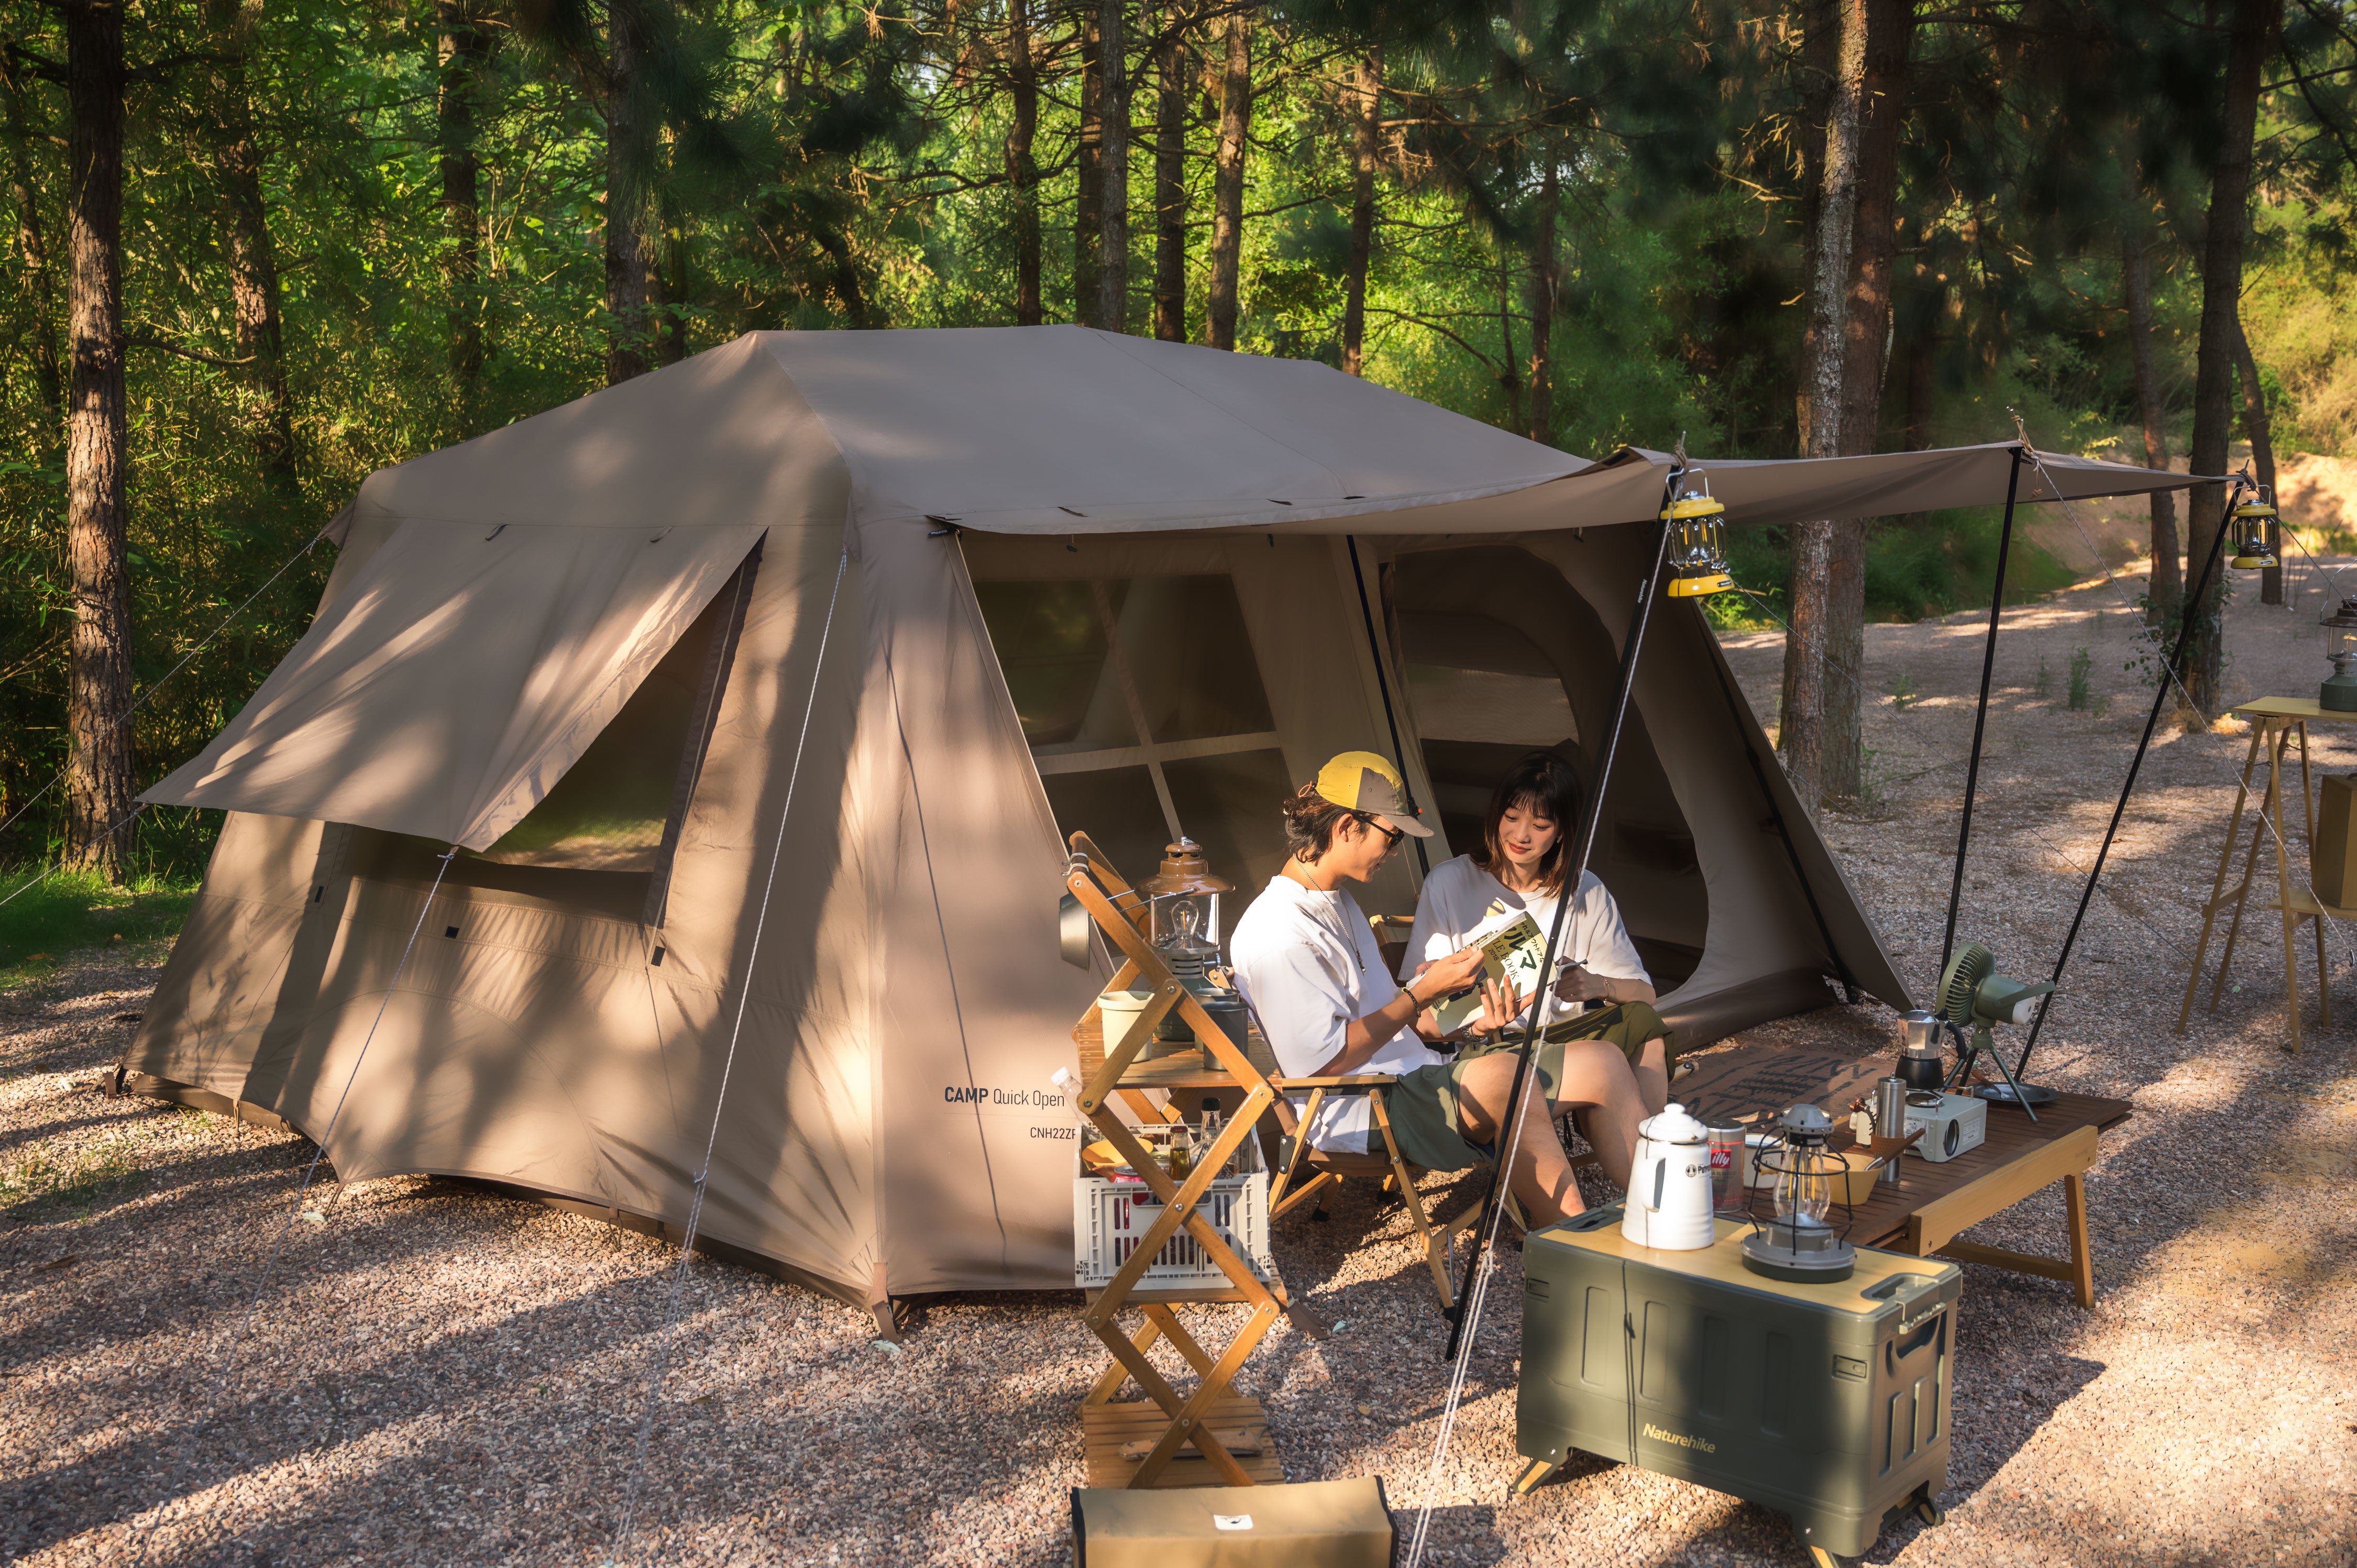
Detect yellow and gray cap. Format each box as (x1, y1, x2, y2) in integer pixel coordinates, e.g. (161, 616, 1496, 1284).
(1314, 751, 1434, 837)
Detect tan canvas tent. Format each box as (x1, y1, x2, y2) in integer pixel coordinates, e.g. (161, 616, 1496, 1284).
(124, 327, 2200, 1323)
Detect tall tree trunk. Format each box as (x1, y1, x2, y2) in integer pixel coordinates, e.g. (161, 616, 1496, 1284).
(1778, 0, 1867, 811)
(1151, 6, 1186, 341)
(1837, 0, 1910, 456)
(604, 5, 655, 384)
(2232, 318, 2279, 604)
(1096, 0, 1129, 332)
(1813, 0, 1912, 806)
(1074, 8, 1102, 327)
(3, 55, 64, 460)
(1341, 48, 1380, 376)
(62, 0, 132, 881)
(1524, 147, 1558, 443)
(2122, 232, 2179, 624)
(1205, 7, 1250, 350)
(205, 0, 294, 478)
(657, 211, 687, 366)
(438, 0, 491, 416)
(2182, 0, 2274, 716)
(1008, 0, 1043, 325)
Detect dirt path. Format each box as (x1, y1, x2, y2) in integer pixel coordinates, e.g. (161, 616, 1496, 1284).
(5, 563, 2354, 1567)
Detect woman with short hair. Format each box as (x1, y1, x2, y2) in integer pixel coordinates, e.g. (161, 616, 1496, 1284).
(1227, 752, 1650, 1227)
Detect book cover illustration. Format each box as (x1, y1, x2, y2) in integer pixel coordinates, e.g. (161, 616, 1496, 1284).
(1424, 904, 1549, 1036)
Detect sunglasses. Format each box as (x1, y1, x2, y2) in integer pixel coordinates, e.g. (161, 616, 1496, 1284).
(1354, 813, 1405, 851)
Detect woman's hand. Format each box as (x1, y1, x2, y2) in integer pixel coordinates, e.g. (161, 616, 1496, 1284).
(1555, 963, 1606, 1008)
(1471, 977, 1524, 1036)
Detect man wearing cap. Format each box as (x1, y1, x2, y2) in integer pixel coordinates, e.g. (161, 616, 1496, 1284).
(1228, 753, 1650, 1226)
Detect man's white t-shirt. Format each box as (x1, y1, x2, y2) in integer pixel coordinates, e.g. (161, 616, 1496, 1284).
(1402, 855, 1648, 1024)
(1229, 873, 1446, 1152)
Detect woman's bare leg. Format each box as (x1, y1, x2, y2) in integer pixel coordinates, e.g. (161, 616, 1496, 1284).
(1631, 1037, 1669, 1119)
(1452, 1051, 1584, 1226)
(1546, 1038, 1650, 1188)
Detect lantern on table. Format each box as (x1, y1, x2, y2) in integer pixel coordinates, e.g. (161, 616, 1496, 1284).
(2229, 485, 2278, 570)
(2322, 598, 2357, 714)
(1740, 1104, 1857, 1283)
(1140, 838, 1239, 1044)
(1662, 481, 1734, 600)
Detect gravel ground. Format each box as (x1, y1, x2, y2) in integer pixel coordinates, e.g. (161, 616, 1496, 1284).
(7, 563, 2356, 1567)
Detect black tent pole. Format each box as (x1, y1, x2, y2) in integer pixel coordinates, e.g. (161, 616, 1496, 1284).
(1939, 448, 2023, 979)
(2013, 475, 2245, 1081)
(1444, 478, 1679, 1356)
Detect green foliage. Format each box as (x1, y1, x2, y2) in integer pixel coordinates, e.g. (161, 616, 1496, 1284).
(2067, 646, 2094, 711)
(1886, 670, 1917, 710)
(2033, 656, 2052, 700)
(0, 865, 197, 986)
(0, 0, 2348, 882)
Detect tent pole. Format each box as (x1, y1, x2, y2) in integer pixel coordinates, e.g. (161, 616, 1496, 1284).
(2012, 474, 2246, 1081)
(1443, 475, 1680, 1356)
(1346, 534, 1428, 878)
(1938, 446, 2022, 981)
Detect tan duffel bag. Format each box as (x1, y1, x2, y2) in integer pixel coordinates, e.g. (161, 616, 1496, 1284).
(1070, 1476, 1393, 1567)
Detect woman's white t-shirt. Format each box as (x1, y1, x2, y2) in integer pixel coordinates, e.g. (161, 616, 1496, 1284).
(1229, 873, 1446, 1152)
(1402, 855, 1648, 1024)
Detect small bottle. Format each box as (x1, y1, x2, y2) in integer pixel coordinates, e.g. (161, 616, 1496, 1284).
(1166, 1120, 1194, 1181)
(1197, 1097, 1225, 1179)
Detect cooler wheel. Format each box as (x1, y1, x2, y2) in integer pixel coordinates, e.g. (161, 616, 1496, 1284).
(1914, 1494, 1946, 1527)
(1805, 1548, 1855, 1568)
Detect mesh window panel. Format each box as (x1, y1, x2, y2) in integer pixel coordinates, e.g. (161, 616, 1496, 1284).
(1104, 576, 1275, 743)
(972, 579, 1138, 753)
(468, 614, 713, 872)
(1161, 748, 1296, 917)
(1040, 766, 1169, 888)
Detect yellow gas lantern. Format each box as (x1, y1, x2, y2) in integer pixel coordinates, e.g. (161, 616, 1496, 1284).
(1662, 483, 1733, 599)
(2230, 486, 2279, 570)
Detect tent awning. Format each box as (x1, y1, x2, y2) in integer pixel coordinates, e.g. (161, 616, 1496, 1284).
(144, 520, 767, 848)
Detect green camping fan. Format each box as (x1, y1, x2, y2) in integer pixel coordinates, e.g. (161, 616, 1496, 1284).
(1935, 942, 2058, 1116)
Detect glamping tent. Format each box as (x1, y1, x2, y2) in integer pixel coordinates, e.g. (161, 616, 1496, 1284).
(123, 327, 2198, 1324)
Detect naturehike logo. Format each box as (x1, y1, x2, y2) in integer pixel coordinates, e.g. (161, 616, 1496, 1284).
(1641, 1422, 1717, 1454)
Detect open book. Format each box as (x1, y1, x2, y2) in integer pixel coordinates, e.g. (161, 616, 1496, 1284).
(1423, 906, 1550, 1037)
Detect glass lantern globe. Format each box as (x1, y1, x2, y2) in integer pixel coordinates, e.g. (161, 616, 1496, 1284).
(2322, 597, 2357, 713)
(1662, 484, 1734, 600)
(2229, 487, 2278, 570)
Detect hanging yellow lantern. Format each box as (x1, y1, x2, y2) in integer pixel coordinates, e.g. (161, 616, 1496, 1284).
(2230, 486, 2278, 570)
(1662, 484, 1733, 599)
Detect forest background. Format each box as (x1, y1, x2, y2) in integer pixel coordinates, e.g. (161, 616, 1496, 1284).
(0, 0, 2352, 903)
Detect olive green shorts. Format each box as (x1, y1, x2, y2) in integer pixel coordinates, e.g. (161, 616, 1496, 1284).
(1369, 1000, 1673, 1174)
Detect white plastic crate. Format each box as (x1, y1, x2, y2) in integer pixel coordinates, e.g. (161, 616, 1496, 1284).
(1073, 1130, 1272, 1290)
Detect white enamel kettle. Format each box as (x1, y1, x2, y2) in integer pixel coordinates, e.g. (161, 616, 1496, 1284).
(1620, 1102, 1716, 1250)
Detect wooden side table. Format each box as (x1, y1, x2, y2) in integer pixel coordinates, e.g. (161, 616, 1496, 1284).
(2177, 695, 2357, 1053)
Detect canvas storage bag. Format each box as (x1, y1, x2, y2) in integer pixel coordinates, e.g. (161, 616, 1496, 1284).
(1069, 1477, 1393, 1567)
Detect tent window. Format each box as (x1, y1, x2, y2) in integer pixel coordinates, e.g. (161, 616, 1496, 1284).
(470, 557, 753, 878)
(977, 573, 1282, 875)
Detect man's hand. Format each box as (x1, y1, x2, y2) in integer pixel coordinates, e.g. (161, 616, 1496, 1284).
(1409, 944, 1486, 1006)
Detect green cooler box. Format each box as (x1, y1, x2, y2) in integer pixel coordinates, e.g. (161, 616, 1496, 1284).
(1515, 1207, 1960, 1565)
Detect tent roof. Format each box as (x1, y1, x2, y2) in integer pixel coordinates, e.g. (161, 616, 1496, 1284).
(342, 327, 2213, 545)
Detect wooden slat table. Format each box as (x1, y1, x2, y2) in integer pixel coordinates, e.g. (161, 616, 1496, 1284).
(2177, 695, 2357, 1053)
(1735, 1090, 2131, 1308)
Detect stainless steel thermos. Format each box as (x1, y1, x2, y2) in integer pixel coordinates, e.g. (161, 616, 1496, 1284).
(1873, 1076, 1909, 1184)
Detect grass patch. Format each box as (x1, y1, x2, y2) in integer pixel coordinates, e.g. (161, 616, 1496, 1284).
(0, 1134, 145, 1220)
(0, 866, 197, 985)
